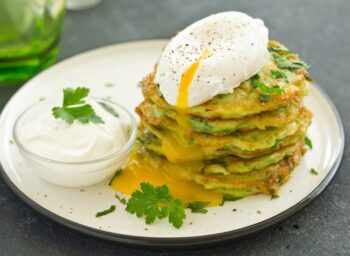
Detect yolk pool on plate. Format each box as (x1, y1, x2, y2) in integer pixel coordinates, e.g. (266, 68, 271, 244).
(111, 152, 223, 207)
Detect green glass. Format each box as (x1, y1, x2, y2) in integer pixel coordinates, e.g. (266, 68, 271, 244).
(0, 0, 65, 85)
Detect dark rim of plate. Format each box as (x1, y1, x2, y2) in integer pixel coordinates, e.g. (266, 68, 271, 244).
(0, 51, 345, 248)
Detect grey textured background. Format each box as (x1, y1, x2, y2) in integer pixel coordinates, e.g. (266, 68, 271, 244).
(0, 0, 349, 255)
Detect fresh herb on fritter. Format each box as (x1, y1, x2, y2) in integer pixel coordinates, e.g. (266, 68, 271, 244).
(259, 94, 273, 102)
(272, 53, 310, 70)
(251, 75, 284, 96)
(268, 44, 290, 55)
(271, 70, 289, 82)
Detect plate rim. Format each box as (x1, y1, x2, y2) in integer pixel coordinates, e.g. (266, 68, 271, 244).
(0, 40, 345, 248)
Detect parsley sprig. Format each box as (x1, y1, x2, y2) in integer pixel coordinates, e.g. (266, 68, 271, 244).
(126, 183, 186, 229)
(52, 87, 104, 125)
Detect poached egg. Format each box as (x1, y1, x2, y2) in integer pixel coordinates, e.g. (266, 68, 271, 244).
(155, 11, 269, 108)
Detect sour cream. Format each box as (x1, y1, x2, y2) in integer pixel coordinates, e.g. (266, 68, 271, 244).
(155, 11, 269, 108)
(18, 101, 128, 162)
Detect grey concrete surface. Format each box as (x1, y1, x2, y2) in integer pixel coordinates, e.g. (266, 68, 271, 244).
(0, 0, 349, 255)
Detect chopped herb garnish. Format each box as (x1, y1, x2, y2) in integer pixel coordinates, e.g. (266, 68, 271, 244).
(105, 83, 114, 87)
(310, 168, 318, 175)
(126, 183, 185, 229)
(271, 70, 289, 82)
(95, 205, 116, 217)
(268, 46, 290, 55)
(137, 82, 143, 88)
(304, 136, 313, 149)
(272, 53, 311, 70)
(52, 87, 104, 125)
(98, 101, 119, 118)
(271, 194, 280, 200)
(39, 97, 46, 102)
(259, 94, 272, 102)
(115, 194, 127, 205)
(108, 169, 122, 186)
(187, 201, 209, 214)
(251, 75, 284, 94)
(9, 140, 14, 144)
(279, 61, 311, 69)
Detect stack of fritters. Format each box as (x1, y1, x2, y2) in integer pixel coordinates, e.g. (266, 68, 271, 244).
(134, 41, 312, 199)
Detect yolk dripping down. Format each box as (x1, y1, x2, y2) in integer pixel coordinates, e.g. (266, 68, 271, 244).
(176, 49, 211, 109)
(111, 49, 223, 207)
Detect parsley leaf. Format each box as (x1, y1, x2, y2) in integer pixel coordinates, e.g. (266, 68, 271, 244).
(304, 136, 313, 149)
(187, 201, 209, 214)
(52, 87, 104, 125)
(126, 183, 186, 229)
(95, 205, 116, 217)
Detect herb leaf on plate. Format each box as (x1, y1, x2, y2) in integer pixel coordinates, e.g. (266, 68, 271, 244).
(304, 136, 313, 149)
(126, 182, 186, 229)
(310, 168, 318, 175)
(95, 205, 116, 218)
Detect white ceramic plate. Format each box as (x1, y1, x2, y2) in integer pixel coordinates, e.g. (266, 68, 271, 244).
(0, 40, 344, 248)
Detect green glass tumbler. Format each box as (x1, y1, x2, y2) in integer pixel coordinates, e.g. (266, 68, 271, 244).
(0, 0, 65, 85)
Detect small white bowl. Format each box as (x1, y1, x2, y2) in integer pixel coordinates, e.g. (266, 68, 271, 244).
(13, 98, 137, 187)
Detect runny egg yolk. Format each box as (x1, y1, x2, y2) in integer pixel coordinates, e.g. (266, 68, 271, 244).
(176, 49, 211, 109)
(111, 152, 223, 207)
(111, 50, 223, 207)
